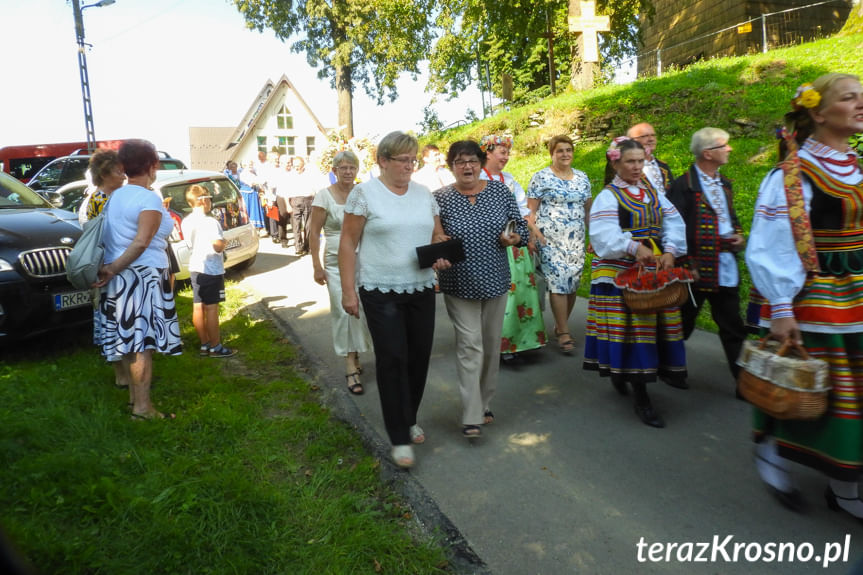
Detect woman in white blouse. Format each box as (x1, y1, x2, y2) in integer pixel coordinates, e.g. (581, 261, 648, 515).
(309, 150, 372, 395)
(583, 137, 687, 429)
(339, 131, 450, 469)
(745, 73, 863, 518)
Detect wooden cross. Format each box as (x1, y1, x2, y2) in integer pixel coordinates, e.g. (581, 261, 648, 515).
(568, 0, 610, 63)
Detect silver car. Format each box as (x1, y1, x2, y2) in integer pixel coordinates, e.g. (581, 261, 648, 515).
(153, 169, 259, 280)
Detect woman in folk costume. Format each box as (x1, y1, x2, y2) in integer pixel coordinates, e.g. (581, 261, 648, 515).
(583, 137, 688, 428)
(745, 73, 863, 519)
(478, 134, 547, 365)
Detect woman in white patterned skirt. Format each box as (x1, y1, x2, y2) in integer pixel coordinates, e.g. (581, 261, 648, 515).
(94, 139, 182, 421)
(309, 150, 372, 395)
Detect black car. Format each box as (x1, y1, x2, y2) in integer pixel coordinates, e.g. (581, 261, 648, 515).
(0, 172, 92, 341)
(27, 150, 186, 197)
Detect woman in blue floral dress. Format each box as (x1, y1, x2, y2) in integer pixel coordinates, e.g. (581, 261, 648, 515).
(527, 135, 592, 354)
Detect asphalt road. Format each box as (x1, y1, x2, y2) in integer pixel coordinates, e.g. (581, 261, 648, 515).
(237, 239, 863, 575)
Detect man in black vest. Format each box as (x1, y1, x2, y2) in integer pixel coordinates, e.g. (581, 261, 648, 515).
(627, 122, 673, 194)
(667, 127, 747, 395)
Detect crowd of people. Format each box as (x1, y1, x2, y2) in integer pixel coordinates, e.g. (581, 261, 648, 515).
(85, 74, 863, 522)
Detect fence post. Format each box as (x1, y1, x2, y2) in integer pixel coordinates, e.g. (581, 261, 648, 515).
(761, 14, 768, 53)
(656, 48, 662, 77)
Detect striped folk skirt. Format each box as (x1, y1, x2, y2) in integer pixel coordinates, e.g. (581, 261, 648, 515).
(583, 282, 687, 385)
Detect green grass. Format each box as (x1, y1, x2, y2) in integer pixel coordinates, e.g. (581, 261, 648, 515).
(422, 31, 863, 330)
(0, 283, 449, 574)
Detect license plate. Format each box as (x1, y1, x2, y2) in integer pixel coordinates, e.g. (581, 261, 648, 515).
(225, 238, 241, 250)
(54, 290, 92, 311)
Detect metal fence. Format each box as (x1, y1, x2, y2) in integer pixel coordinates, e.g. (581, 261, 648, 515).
(620, 0, 850, 79)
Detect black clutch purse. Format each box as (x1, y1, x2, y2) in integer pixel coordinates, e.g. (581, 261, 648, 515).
(415, 238, 466, 268)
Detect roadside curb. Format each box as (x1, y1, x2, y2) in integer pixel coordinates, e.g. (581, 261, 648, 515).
(248, 296, 491, 575)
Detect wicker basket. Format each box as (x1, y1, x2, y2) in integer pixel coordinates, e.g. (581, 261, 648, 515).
(615, 265, 693, 314)
(737, 338, 831, 420)
(622, 281, 689, 313)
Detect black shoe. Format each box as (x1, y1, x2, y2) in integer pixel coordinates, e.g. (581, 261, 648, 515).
(634, 403, 665, 428)
(611, 380, 629, 396)
(660, 375, 689, 390)
(825, 487, 863, 523)
(761, 484, 805, 513)
(501, 353, 523, 366)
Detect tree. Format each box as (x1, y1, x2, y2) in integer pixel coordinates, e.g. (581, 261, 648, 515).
(233, 0, 436, 137)
(428, 0, 651, 104)
(419, 104, 444, 135)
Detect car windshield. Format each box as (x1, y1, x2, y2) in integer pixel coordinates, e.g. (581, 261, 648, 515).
(0, 174, 52, 208)
(160, 176, 246, 230)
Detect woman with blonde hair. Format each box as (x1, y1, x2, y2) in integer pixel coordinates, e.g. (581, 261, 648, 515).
(309, 150, 372, 394)
(339, 131, 450, 468)
(746, 73, 863, 517)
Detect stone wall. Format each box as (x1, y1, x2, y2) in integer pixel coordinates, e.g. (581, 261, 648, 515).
(638, 0, 852, 75)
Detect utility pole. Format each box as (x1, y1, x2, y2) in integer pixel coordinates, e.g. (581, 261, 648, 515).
(72, 0, 97, 152)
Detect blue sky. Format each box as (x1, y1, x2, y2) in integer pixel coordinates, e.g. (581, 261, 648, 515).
(1, 0, 483, 164)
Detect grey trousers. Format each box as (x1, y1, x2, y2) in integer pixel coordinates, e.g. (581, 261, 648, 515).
(444, 293, 507, 426)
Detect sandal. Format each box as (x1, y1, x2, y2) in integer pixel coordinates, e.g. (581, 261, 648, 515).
(483, 410, 495, 425)
(345, 372, 364, 395)
(130, 411, 176, 421)
(391, 445, 415, 468)
(554, 329, 576, 355)
(462, 424, 482, 438)
(409, 424, 426, 444)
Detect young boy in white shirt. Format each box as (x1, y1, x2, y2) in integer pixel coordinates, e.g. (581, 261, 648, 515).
(182, 184, 236, 358)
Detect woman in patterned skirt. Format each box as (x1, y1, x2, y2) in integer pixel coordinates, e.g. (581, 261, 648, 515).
(435, 140, 528, 437)
(527, 135, 592, 354)
(583, 137, 687, 428)
(478, 134, 546, 365)
(745, 73, 863, 519)
(94, 139, 182, 420)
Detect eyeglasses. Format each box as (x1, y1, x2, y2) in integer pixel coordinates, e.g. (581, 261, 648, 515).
(705, 142, 730, 151)
(387, 156, 418, 167)
(453, 159, 481, 168)
(335, 165, 358, 172)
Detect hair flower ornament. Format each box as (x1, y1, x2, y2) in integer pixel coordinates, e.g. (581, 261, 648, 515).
(479, 134, 513, 153)
(606, 136, 631, 162)
(792, 83, 821, 110)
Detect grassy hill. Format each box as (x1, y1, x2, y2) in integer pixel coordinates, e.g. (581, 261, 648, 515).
(422, 32, 863, 326)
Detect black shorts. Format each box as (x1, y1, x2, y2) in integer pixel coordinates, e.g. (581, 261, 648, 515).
(190, 272, 225, 305)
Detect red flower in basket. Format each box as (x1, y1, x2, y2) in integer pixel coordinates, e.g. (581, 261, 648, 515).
(613, 265, 694, 293)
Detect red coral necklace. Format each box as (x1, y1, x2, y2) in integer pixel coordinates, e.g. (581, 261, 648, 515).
(813, 154, 860, 178)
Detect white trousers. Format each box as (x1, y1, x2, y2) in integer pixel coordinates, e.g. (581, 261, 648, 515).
(444, 293, 507, 425)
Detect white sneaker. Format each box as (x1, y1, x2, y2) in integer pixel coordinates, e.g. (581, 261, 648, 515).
(391, 445, 415, 468)
(409, 425, 425, 444)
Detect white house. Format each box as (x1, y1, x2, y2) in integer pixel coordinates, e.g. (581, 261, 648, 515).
(189, 74, 330, 172)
